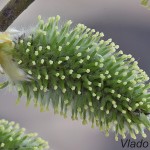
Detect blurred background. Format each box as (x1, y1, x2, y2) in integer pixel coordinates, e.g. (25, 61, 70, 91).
(0, 0, 150, 150)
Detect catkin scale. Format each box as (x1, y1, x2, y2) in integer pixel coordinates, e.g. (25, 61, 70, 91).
(5, 16, 150, 140)
(0, 32, 28, 81)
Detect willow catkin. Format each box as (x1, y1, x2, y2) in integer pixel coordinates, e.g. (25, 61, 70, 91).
(5, 15, 150, 140)
(0, 119, 49, 149)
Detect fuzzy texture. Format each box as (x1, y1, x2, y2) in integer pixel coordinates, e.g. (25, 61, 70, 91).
(0, 119, 49, 150)
(0, 32, 27, 81)
(3, 16, 150, 140)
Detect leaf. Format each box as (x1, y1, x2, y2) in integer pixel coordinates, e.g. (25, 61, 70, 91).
(0, 81, 8, 89)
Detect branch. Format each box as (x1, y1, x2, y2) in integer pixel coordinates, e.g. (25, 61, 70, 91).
(0, 0, 35, 31)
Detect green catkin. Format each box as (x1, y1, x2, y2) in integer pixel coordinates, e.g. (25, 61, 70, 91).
(11, 16, 150, 140)
(0, 119, 49, 150)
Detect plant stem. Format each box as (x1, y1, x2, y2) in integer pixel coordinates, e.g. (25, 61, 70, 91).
(0, 0, 35, 31)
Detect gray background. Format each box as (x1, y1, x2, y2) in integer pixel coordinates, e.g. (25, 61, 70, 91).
(0, 0, 150, 150)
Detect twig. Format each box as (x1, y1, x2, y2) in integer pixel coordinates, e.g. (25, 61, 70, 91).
(0, 0, 35, 31)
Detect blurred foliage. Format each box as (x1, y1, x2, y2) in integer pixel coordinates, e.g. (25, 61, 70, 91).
(141, 0, 150, 9)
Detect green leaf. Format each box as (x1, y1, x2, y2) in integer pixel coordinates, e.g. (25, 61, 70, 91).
(0, 81, 8, 89)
